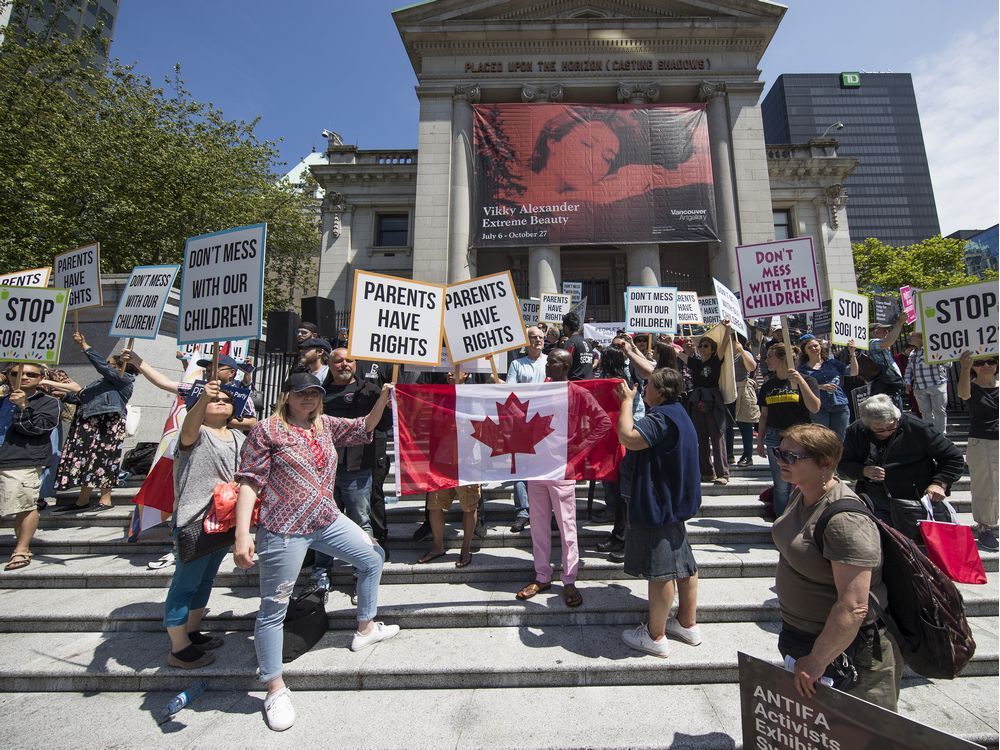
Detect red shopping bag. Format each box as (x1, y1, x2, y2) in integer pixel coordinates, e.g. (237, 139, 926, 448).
(918, 499, 988, 585)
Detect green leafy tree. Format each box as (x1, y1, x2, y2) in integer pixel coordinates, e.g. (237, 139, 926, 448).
(0, 0, 319, 311)
(852, 235, 997, 299)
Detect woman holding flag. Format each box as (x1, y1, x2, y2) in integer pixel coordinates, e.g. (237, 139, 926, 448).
(233, 372, 395, 732)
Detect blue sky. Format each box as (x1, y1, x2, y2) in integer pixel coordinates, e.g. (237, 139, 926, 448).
(111, 0, 998, 235)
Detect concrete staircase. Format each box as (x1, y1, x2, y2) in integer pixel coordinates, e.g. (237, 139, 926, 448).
(0, 414, 996, 749)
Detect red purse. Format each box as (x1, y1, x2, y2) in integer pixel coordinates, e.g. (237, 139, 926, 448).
(918, 498, 987, 585)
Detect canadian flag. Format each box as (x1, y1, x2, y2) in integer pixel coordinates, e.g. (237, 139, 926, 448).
(391, 380, 624, 495)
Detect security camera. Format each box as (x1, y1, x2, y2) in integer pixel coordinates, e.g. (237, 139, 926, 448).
(321, 129, 333, 138)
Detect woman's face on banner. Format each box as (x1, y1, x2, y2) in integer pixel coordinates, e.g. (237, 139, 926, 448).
(548, 122, 620, 187)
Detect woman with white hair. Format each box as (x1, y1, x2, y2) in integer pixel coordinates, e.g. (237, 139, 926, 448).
(838, 394, 965, 540)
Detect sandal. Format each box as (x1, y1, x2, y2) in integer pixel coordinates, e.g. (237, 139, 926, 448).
(515, 581, 551, 600)
(563, 584, 583, 608)
(4, 552, 32, 571)
(455, 553, 472, 569)
(416, 550, 446, 564)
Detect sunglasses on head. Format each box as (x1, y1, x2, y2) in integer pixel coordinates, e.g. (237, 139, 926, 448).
(771, 446, 812, 465)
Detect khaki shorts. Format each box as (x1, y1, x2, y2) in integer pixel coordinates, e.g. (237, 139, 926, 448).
(0, 467, 42, 517)
(427, 485, 481, 513)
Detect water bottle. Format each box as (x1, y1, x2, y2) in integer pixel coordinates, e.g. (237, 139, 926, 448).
(160, 680, 208, 723)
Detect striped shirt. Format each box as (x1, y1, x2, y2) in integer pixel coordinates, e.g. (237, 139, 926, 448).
(236, 415, 371, 535)
(903, 348, 949, 391)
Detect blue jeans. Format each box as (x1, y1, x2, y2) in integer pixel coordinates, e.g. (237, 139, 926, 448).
(314, 469, 373, 576)
(512, 481, 529, 519)
(765, 427, 791, 518)
(256, 515, 384, 683)
(813, 406, 850, 442)
(163, 528, 229, 628)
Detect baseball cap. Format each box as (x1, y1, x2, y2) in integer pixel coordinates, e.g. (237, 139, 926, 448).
(281, 372, 326, 394)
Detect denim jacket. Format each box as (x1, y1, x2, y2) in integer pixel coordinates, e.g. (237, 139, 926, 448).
(71, 348, 134, 419)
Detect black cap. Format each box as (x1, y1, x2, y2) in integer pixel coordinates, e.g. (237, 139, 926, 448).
(195, 354, 249, 373)
(281, 372, 326, 394)
(298, 337, 332, 353)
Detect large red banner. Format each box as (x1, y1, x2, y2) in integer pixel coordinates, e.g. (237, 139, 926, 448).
(472, 103, 717, 247)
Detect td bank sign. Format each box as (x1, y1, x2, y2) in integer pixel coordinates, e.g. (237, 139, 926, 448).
(840, 72, 861, 88)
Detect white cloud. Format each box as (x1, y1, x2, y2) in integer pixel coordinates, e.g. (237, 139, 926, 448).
(911, 19, 999, 235)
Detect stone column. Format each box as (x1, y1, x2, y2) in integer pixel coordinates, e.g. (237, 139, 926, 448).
(522, 84, 565, 298)
(700, 81, 740, 289)
(448, 85, 479, 283)
(618, 84, 662, 285)
(529, 246, 561, 297)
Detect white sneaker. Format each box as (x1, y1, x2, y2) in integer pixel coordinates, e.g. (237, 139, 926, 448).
(264, 687, 295, 732)
(666, 617, 703, 646)
(350, 622, 400, 652)
(622, 623, 669, 658)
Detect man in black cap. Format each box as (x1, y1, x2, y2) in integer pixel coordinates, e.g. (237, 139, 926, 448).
(295, 322, 320, 349)
(312, 348, 394, 592)
(296, 337, 332, 383)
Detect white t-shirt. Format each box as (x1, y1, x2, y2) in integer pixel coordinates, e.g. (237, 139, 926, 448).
(506, 355, 547, 384)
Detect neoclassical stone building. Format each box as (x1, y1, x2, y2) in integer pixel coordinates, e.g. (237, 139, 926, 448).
(311, 0, 857, 322)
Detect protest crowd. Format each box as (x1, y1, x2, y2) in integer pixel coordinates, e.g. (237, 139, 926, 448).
(1, 295, 995, 733)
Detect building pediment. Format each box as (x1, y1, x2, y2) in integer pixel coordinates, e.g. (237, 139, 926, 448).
(393, 0, 786, 24)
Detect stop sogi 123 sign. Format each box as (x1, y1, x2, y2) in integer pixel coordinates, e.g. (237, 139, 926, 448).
(0, 287, 69, 364)
(831, 289, 869, 347)
(918, 281, 998, 363)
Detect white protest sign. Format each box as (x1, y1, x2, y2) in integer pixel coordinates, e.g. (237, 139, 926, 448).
(178, 223, 266, 345)
(444, 271, 527, 364)
(562, 281, 583, 304)
(736, 237, 822, 318)
(918, 281, 999, 363)
(519, 297, 540, 326)
(349, 270, 445, 366)
(412, 347, 494, 374)
(831, 289, 869, 347)
(109, 265, 179, 340)
(569, 295, 587, 324)
(0, 267, 51, 288)
(712, 278, 749, 338)
(539, 292, 571, 324)
(583, 322, 624, 346)
(625, 286, 678, 334)
(53, 243, 102, 312)
(676, 292, 703, 325)
(699, 295, 720, 326)
(0, 286, 69, 364)
(180, 339, 250, 362)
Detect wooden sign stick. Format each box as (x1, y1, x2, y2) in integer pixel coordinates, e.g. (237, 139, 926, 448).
(780, 314, 797, 391)
(13, 365, 22, 392)
(119, 337, 134, 375)
(392, 363, 399, 385)
(211, 342, 220, 381)
(73, 310, 78, 334)
(487, 354, 500, 383)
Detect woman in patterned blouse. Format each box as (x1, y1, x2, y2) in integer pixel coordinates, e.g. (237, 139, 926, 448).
(233, 372, 395, 732)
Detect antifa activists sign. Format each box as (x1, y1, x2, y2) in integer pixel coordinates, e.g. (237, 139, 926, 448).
(178, 224, 266, 345)
(349, 271, 445, 366)
(918, 281, 998, 363)
(739, 653, 978, 750)
(53, 243, 102, 312)
(472, 103, 717, 247)
(444, 272, 527, 364)
(109, 265, 179, 340)
(0, 287, 69, 364)
(736, 237, 822, 319)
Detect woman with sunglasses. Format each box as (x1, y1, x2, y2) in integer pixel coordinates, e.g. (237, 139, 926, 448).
(162, 380, 243, 669)
(771, 423, 902, 711)
(839, 394, 964, 541)
(681, 322, 732, 485)
(957, 353, 998, 551)
(233, 372, 394, 732)
(756, 344, 821, 517)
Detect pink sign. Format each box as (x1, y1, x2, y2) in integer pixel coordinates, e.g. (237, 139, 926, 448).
(900, 285, 917, 324)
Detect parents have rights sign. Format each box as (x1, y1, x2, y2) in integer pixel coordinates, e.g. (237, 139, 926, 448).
(444, 271, 527, 364)
(349, 271, 445, 366)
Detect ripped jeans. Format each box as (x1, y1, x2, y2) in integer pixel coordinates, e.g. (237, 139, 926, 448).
(255, 514, 385, 683)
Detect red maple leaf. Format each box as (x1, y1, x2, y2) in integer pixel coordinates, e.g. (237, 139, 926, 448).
(471, 392, 555, 474)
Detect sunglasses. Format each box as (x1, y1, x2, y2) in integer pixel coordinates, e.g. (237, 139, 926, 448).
(972, 360, 998, 367)
(771, 446, 812, 465)
(13, 371, 42, 379)
(210, 396, 234, 405)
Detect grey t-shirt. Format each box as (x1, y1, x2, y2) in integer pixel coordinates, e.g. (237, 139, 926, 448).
(173, 427, 244, 528)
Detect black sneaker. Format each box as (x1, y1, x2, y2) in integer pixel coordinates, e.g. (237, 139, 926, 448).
(737, 455, 753, 467)
(978, 528, 999, 552)
(510, 517, 529, 533)
(597, 537, 625, 553)
(608, 548, 626, 564)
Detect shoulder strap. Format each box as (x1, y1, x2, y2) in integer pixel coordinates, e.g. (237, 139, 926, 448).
(813, 496, 876, 555)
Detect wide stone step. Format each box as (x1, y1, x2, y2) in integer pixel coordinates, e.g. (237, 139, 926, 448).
(0, 678, 994, 749)
(6, 506, 989, 557)
(1, 617, 996, 693)
(2, 573, 995, 633)
(2, 542, 997, 590)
